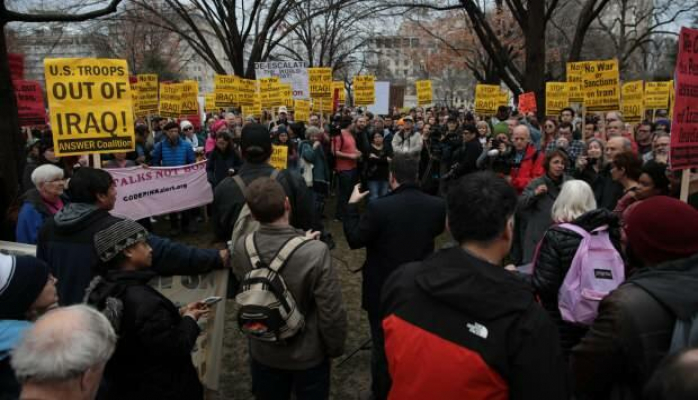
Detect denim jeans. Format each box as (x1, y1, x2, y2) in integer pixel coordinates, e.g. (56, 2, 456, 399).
(335, 169, 357, 220)
(367, 180, 389, 202)
(250, 358, 330, 400)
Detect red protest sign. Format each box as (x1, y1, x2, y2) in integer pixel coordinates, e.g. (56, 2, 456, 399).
(13, 80, 46, 127)
(519, 92, 537, 114)
(671, 27, 698, 170)
(9, 54, 24, 81)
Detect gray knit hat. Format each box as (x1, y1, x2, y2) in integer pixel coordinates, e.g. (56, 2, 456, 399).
(94, 220, 148, 263)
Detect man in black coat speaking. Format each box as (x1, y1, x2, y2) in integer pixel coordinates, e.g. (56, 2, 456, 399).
(343, 152, 446, 400)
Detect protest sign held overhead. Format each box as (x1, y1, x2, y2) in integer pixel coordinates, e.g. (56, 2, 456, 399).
(474, 84, 500, 115)
(44, 58, 134, 157)
(13, 80, 46, 127)
(581, 59, 620, 112)
(645, 81, 671, 110)
(621, 81, 644, 123)
(518, 92, 537, 114)
(353, 75, 376, 106)
(308, 68, 332, 99)
(260, 77, 281, 109)
(136, 74, 158, 115)
(180, 80, 199, 115)
(416, 80, 433, 106)
(671, 27, 698, 170)
(214, 74, 237, 108)
(255, 61, 309, 99)
(566, 61, 586, 103)
(204, 93, 216, 112)
(294, 99, 311, 122)
(159, 82, 183, 118)
(546, 82, 569, 117)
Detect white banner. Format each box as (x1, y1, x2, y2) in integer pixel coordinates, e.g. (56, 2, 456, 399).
(255, 61, 309, 99)
(107, 161, 212, 221)
(368, 81, 390, 115)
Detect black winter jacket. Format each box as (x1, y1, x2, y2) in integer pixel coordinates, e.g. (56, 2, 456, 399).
(206, 147, 241, 188)
(532, 209, 621, 355)
(86, 270, 203, 400)
(572, 253, 698, 400)
(211, 162, 313, 241)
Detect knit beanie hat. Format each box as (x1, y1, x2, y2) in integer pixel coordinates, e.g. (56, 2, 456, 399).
(625, 196, 698, 265)
(241, 123, 272, 159)
(94, 220, 148, 263)
(0, 254, 50, 320)
(180, 120, 194, 130)
(211, 119, 228, 134)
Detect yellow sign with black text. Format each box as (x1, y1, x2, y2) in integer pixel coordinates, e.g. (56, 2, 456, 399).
(416, 80, 433, 106)
(44, 58, 135, 157)
(645, 81, 671, 110)
(308, 68, 332, 99)
(270, 145, 288, 170)
(136, 74, 158, 115)
(546, 82, 569, 117)
(353, 75, 376, 106)
(622, 81, 644, 123)
(474, 84, 500, 115)
(159, 82, 183, 118)
(581, 59, 620, 112)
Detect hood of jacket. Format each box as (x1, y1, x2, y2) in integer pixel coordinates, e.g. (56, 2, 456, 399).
(628, 253, 698, 320)
(53, 202, 104, 231)
(415, 247, 534, 321)
(0, 320, 31, 361)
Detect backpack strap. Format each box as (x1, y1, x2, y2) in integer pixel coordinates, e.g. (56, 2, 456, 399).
(244, 233, 310, 272)
(269, 236, 310, 272)
(234, 169, 281, 199)
(558, 223, 591, 239)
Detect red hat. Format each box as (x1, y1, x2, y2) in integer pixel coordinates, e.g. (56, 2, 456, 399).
(625, 196, 698, 265)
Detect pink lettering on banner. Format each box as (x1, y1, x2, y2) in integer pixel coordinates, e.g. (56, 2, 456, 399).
(106, 161, 212, 220)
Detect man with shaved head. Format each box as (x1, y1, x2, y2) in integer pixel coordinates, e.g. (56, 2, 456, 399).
(11, 305, 116, 400)
(508, 125, 544, 194)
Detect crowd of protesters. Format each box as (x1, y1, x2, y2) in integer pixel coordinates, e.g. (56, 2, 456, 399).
(2, 99, 698, 400)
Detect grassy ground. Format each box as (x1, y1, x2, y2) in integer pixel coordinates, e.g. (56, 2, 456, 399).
(160, 210, 372, 400)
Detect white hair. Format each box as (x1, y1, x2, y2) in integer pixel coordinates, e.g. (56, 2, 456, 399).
(11, 305, 116, 383)
(551, 180, 597, 223)
(30, 164, 64, 188)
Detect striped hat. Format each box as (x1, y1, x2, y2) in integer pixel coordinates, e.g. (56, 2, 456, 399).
(94, 220, 148, 263)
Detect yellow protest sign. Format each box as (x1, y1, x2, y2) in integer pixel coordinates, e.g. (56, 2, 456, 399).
(474, 84, 500, 115)
(136, 74, 158, 114)
(180, 80, 199, 115)
(622, 81, 644, 123)
(582, 59, 620, 112)
(645, 81, 671, 110)
(214, 74, 237, 108)
(353, 75, 375, 106)
(260, 77, 281, 109)
(545, 82, 569, 116)
(308, 68, 332, 99)
(237, 78, 256, 107)
(498, 90, 509, 108)
(294, 99, 311, 122)
(241, 91, 262, 118)
(130, 81, 140, 117)
(204, 93, 216, 112)
(44, 58, 135, 156)
(270, 145, 288, 170)
(159, 82, 183, 118)
(669, 80, 675, 120)
(279, 83, 294, 108)
(332, 81, 346, 103)
(416, 80, 433, 106)
(566, 62, 587, 103)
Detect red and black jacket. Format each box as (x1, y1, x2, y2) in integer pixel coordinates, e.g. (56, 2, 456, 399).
(381, 247, 569, 400)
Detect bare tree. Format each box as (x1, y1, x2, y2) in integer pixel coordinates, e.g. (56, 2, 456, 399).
(130, 0, 362, 78)
(0, 0, 123, 210)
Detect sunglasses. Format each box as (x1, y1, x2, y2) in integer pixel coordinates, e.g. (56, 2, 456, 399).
(183, 127, 193, 131)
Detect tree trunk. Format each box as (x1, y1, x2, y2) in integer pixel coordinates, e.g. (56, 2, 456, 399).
(0, 23, 22, 214)
(524, 0, 547, 118)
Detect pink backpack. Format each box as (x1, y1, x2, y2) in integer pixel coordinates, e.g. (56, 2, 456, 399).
(557, 223, 625, 325)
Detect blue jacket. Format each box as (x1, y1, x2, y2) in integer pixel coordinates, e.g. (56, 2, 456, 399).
(151, 137, 195, 167)
(16, 189, 53, 245)
(0, 320, 31, 398)
(37, 203, 223, 306)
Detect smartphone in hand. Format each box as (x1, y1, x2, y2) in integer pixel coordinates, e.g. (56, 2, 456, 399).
(202, 296, 223, 306)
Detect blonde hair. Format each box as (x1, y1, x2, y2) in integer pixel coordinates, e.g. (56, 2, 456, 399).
(551, 180, 597, 223)
(476, 121, 490, 136)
